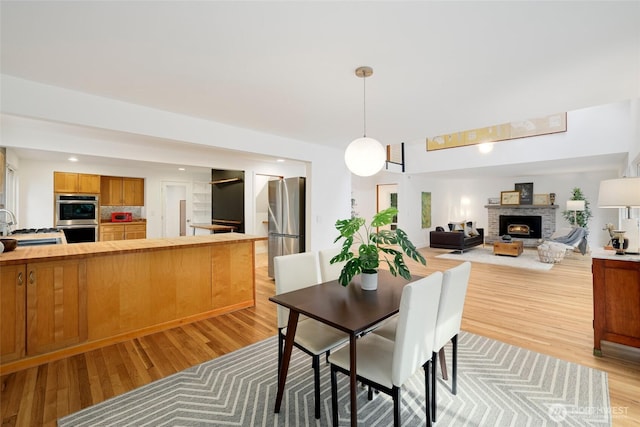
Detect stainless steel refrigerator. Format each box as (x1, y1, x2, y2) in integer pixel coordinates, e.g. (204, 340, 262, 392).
(268, 177, 305, 277)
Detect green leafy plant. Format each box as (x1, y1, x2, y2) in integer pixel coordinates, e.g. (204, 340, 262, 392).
(330, 207, 427, 287)
(562, 187, 592, 230)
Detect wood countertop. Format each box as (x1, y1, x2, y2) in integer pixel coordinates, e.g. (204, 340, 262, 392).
(0, 233, 267, 266)
(100, 220, 147, 224)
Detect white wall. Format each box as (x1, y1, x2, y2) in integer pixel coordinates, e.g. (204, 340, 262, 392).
(352, 101, 637, 251)
(1, 76, 353, 249)
(3, 75, 637, 252)
(405, 101, 633, 175)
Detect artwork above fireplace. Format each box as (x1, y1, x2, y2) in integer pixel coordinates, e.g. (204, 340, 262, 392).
(499, 215, 542, 239)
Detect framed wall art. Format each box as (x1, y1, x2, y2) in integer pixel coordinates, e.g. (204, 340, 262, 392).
(533, 194, 550, 205)
(421, 192, 431, 228)
(515, 182, 533, 205)
(501, 190, 520, 205)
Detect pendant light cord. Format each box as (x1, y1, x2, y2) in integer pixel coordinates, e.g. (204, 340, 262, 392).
(362, 74, 367, 138)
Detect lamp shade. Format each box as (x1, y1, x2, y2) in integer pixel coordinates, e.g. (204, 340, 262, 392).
(344, 137, 386, 176)
(566, 200, 585, 211)
(597, 177, 640, 207)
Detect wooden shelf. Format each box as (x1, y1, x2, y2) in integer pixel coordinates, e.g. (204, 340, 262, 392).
(210, 178, 241, 185)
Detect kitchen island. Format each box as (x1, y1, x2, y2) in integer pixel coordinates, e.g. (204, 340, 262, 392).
(0, 233, 265, 374)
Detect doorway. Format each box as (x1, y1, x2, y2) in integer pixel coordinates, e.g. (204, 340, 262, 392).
(162, 182, 189, 237)
(377, 184, 398, 231)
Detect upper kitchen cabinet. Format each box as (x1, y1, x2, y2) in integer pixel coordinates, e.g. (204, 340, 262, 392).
(101, 176, 145, 206)
(54, 172, 101, 194)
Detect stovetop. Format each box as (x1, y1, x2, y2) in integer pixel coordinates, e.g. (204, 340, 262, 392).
(12, 227, 61, 234)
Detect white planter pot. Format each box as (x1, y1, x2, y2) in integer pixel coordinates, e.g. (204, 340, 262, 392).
(360, 271, 378, 291)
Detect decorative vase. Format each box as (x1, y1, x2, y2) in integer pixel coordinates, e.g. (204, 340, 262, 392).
(549, 193, 556, 205)
(360, 271, 378, 291)
(611, 230, 629, 255)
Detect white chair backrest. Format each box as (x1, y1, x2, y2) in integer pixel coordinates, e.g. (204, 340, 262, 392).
(274, 251, 321, 328)
(392, 271, 443, 386)
(318, 247, 345, 282)
(433, 261, 472, 351)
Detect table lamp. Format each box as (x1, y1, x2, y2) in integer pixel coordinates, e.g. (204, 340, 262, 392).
(597, 177, 640, 254)
(566, 200, 585, 227)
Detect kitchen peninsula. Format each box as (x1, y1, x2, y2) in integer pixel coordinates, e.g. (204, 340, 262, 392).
(0, 233, 265, 374)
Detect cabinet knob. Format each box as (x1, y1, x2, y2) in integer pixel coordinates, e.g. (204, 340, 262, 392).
(29, 271, 35, 285)
(18, 272, 24, 286)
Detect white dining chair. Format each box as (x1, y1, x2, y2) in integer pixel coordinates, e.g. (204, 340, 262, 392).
(328, 271, 443, 427)
(430, 261, 471, 421)
(318, 246, 346, 282)
(371, 261, 472, 422)
(274, 251, 349, 420)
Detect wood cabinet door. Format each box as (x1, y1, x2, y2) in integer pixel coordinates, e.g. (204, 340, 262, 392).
(124, 224, 146, 240)
(211, 242, 255, 309)
(78, 174, 101, 194)
(53, 172, 78, 193)
(26, 260, 88, 356)
(123, 178, 144, 206)
(100, 176, 123, 205)
(100, 224, 125, 241)
(0, 264, 26, 363)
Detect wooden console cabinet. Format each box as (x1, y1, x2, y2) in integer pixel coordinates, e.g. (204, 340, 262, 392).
(592, 256, 640, 355)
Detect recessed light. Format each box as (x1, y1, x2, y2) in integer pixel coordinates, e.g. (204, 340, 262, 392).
(478, 143, 493, 154)
(178, 167, 186, 171)
(276, 159, 285, 163)
(68, 156, 78, 162)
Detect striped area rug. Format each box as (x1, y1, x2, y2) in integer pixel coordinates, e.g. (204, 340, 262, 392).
(58, 331, 610, 426)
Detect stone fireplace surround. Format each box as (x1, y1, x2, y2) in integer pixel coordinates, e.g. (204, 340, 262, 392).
(486, 204, 559, 247)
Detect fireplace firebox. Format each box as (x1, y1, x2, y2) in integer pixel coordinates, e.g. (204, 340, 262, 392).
(499, 215, 542, 238)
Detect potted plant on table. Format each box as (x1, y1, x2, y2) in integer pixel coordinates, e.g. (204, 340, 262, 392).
(331, 207, 427, 289)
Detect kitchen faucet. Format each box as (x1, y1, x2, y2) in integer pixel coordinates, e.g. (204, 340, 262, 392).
(0, 209, 17, 236)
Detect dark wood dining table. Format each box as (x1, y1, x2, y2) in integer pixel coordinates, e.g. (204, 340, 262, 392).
(269, 269, 420, 426)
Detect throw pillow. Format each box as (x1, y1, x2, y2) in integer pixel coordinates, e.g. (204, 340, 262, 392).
(464, 221, 480, 237)
(449, 221, 465, 232)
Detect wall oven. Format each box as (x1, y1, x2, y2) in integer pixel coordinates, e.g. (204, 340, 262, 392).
(55, 194, 99, 243)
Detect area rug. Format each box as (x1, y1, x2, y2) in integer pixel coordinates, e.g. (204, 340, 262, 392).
(436, 247, 554, 271)
(58, 332, 610, 426)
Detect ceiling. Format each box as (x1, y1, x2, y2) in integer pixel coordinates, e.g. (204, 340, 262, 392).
(1, 1, 639, 176)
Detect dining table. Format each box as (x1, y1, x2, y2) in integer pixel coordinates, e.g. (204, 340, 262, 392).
(269, 269, 421, 426)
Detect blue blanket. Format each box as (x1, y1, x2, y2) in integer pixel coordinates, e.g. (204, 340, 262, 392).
(551, 227, 588, 255)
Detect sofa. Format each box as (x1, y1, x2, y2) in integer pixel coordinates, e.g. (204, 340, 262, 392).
(429, 222, 484, 253)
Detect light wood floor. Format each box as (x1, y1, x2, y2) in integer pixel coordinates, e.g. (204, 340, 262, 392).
(2, 248, 639, 426)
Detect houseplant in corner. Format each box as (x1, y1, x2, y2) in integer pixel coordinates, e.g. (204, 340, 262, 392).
(330, 207, 426, 289)
(562, 187, 592, 231)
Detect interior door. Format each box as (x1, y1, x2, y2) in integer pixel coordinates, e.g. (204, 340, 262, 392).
(162, 182, 189, 238)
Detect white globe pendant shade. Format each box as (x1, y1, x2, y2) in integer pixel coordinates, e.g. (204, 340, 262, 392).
(344, 137, 386, 176)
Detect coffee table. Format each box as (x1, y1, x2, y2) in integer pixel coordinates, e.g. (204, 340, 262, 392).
(493, 240, 524, 257)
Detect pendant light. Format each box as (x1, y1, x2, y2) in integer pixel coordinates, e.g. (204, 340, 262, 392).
(344, 66, 386, 176)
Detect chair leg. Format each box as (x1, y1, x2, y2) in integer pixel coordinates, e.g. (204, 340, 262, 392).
(277, 329, 283, 383)
(424, 360, 432, 427)
(430, 352, 437, 422)
(452, 334, 458, 395)
(313, 355, 321, 419)
(330, 365, 339, 427)
(392, 386, 401, 427)
(439, 347, 448, 380)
